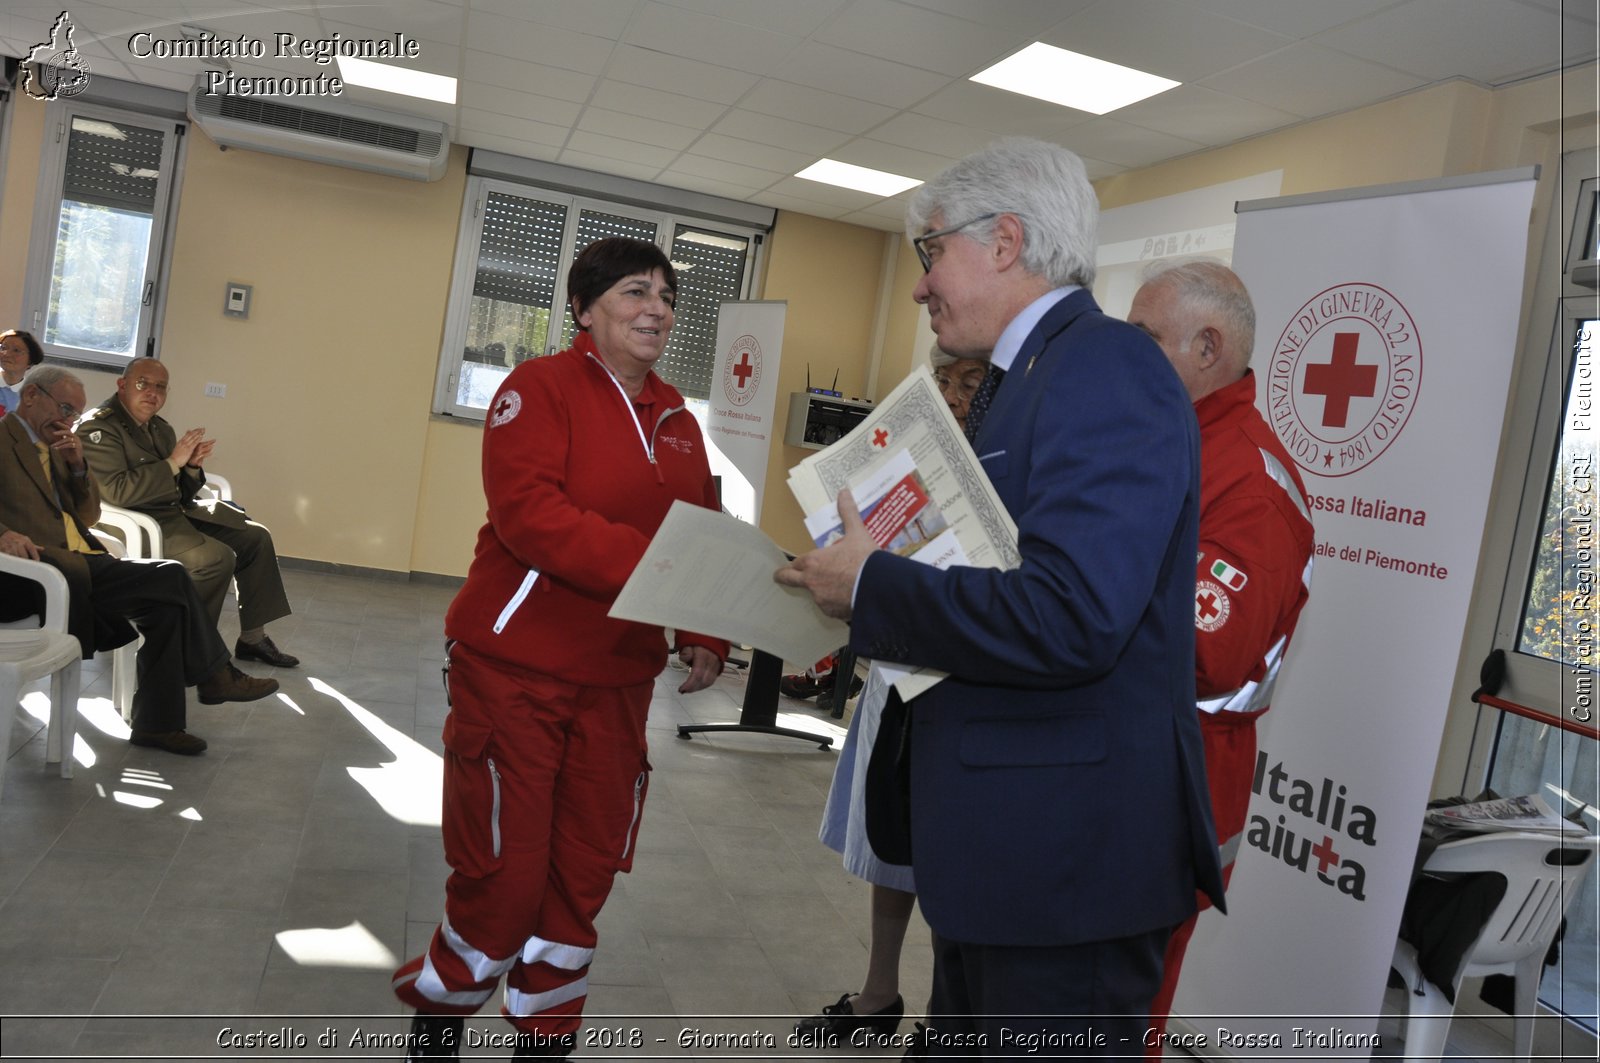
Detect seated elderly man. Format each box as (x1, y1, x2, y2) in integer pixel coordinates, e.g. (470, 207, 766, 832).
(0, 367, 277, 755)
(78, 358, 298, 668)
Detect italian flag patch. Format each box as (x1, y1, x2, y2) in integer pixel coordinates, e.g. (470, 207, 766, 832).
(1210, 558, 1248, 591)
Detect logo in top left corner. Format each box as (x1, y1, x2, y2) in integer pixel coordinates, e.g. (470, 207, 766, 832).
(24, 12, 92, 101)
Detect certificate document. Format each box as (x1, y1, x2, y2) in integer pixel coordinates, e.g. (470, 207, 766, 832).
(609, 500, 850, 667)
(788, 366, 1020, 698)
(788, 366, 1019, 570)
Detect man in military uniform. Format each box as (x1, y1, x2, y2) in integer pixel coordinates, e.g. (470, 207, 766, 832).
(78, 358, 299, 668)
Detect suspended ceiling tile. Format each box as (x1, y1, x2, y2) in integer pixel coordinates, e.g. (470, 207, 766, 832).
(468, 0, 638, 38)
(895, 0, 1097, 37)
(620, 2, 804, 78)
(1112, 84, 1303, 148)
(319, 22, 461, 76)
(466, 51, 595, 104)
(576, 106, 703, 152)
(658, 0, 850, 37)
(1315, 0, 1578, 84)
(711, 108, 852, 157)
(865, 111, 1013, 159)
(771, 40, 951, 110)
(317, 5, 465, 46)
(825, 137, 955, 181)
(588, 79, 730, 130)
(601, 43, 758, 105)
(913, 79, 1095, 137)
(465, 9, 614, 71)
(1199, 41, 1426, 118)
(454, 130, 561, 163)
(1055, 117, 1208, 170)
(755, 188, 852, 218)
(459, 81, 582, 126)
(810, 0, 1027, 78)
(684, 132, 820, 175)
(564, 129, 680, 169)
(458, 108, 572, 149)
(737, 79, 898, 136)
(1180, 0, 1403, 40)
(768, 174, 887, 210)
(1042, 0, 1295, 83)
(557, 147, 664, 182)
(662, 152, 785, 193)
(656, 167, 769, 202)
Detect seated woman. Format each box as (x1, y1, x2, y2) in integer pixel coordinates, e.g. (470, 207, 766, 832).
(0, 329, 44, 417)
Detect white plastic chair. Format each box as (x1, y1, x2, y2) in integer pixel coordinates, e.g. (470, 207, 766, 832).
(0, 552, 82, 784)
(85, 512, 149, 722)
(1390, 829, 1600, 1062)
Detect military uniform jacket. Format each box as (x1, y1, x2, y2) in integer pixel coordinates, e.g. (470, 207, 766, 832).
(78, 397, 251, 553)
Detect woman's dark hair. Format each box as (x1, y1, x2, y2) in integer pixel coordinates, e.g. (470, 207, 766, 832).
(566, 238, 676, 330)
(2, 329, 44, 366)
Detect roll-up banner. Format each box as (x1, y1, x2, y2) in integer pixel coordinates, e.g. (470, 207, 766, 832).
(707, 300, 786, 524)
(1171, 169, 1539, 1058)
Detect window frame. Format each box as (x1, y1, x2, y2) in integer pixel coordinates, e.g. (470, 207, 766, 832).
(432, 172, 767, 421)
(21, 96, 186, 371)
(1486, 148, 1600, 723)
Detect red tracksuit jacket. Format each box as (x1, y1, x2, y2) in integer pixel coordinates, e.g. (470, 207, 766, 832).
(445, 333, 729, 685)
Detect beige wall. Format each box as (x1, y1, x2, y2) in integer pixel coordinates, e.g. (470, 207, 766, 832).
(2, 64, 1591, 580)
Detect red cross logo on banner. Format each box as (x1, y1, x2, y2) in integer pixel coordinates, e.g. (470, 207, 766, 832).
(872, 428, 889, 448)
(732, 352, 754, 389)
(1303, 333, 1378, 428)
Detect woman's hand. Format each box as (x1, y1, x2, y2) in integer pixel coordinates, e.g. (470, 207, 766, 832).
(677, 644, 721, 694)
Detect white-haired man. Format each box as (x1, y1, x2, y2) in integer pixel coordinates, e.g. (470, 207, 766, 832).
(779, 138, 1224, 1055)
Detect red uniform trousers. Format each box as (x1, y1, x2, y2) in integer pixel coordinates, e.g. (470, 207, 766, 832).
(393, 642, 653, 1037)
(1146, 708, 1262, 1056)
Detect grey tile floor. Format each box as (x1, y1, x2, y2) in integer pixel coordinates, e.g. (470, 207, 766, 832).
(0, 567, 1535, 1061)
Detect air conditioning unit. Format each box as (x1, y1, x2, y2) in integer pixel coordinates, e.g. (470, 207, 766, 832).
(187, 77, 449, 182)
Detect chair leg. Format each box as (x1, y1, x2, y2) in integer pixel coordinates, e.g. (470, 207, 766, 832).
(1400, 973, 1456, 1062)
(1510, 956, 1542, 1063)
(47, 659, 80, 779)
(0, 668, 19, 793)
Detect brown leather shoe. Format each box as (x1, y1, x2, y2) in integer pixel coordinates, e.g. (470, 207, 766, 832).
(234, 635, 299, 668)
(129, 729, 208, 755)
(197, 663, 280, 705)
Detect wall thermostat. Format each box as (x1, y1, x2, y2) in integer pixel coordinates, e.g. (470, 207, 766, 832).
(224, 282, 252, 319)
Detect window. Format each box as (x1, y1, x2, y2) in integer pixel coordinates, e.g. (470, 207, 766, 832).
(434, 162, 767, 420)
(1482, 147, 1599, 1030)
(22, 100, 182, 368)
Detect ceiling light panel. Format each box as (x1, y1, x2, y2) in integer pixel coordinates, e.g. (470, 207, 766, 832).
(970, 42, 1180, 115)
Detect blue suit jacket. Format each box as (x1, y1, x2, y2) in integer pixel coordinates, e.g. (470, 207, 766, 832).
(852, 289, 1225, 947)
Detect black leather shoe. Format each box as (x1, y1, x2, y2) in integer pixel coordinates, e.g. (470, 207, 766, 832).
(795, 992, 904, 1044)
(404, 1013, 461, 1060)
(129, 729, 208, 755)
(234, 635, 300, 668)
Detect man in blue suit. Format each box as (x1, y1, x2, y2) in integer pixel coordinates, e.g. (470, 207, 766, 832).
(778, 138, 1224, 1057)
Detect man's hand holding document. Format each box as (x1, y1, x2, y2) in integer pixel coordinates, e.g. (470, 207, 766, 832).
(780, 367, 1019, 699)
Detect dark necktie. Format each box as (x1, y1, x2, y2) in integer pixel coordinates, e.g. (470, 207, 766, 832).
(964, 363, 1006, 443)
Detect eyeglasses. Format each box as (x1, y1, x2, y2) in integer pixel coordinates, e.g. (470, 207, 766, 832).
(132, 378, 167, 393)
(31, 382, 82, 420)
(913, 213, 999, 273)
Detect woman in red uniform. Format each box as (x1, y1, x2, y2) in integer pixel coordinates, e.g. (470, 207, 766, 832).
(395, 238, 729, 1060)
